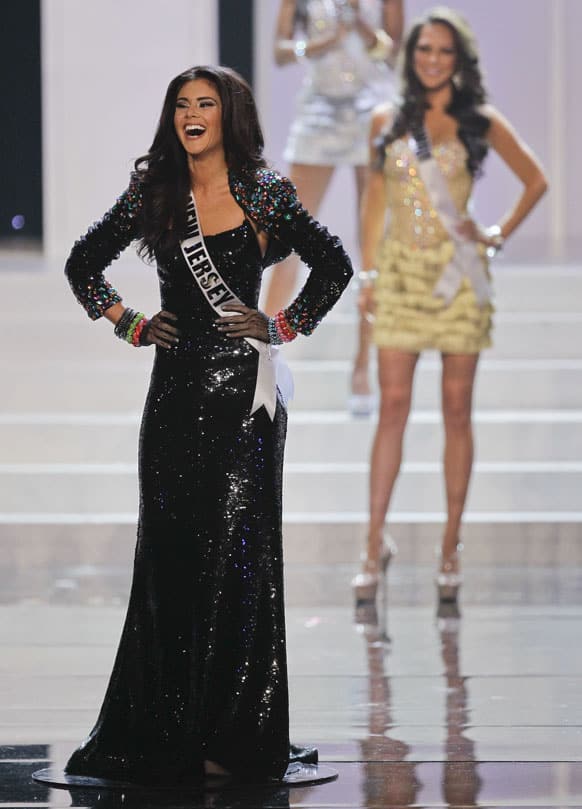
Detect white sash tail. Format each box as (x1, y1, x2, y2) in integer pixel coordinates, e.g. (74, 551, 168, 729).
(179, 192, 292, 421)
(411, 132, 491, 307)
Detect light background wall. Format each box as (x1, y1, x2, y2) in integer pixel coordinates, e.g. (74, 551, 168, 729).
(42, 0, 218, 259)
(255, 0, 577, 264)
(42, 1, 580, 264)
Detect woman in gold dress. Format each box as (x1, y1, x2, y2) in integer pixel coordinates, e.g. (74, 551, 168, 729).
(353, 7, 547, 603)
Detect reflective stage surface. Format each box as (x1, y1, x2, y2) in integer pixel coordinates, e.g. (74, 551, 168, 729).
(2, 260, 582, 805)
(2, 562, 582, 808)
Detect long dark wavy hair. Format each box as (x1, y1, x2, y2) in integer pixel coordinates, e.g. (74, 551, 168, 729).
(135, 65, 266, 260)
(378, 6, 490, 176)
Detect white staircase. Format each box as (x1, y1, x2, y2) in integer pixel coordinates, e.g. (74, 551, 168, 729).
(1, 257, 581, 572)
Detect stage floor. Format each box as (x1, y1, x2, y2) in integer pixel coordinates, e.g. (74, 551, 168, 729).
(2, 563, 582, 808)
(2, 258, 582, 806)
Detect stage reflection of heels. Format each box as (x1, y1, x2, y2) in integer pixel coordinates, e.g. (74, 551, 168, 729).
(436, 542, 463, 603)
(352, 534, 397, 604)
(437, 600, 461, 621)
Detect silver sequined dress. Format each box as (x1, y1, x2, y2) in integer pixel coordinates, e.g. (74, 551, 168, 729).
(284, 0, 396, 166)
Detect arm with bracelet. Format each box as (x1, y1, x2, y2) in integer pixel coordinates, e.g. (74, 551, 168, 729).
(225, 169, 354, 345)
(273, 0, 346, 67)
(349, 0, 404, 63)
(454, 105, 548, 258)
(65, 173, 180, 349)
(357, 105, 391, 320)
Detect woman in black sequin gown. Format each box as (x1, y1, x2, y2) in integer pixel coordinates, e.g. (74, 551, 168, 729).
(63, 66, 352, 784)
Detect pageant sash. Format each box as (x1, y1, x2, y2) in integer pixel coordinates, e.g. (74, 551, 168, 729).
(180, 192, 291, 421)
(411, 129, 491, 307)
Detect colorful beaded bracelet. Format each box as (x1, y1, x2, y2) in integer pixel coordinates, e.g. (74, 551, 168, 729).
(114, 308, 148, 346)
(267, 310, 298, 345)
(125, 312, 147, 344)
(277, 310, 298, 343)
(267, 317, 284, 345)
(131, 317, 149, 346)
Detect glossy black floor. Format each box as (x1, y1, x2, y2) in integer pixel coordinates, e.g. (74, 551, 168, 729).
(2, 561, 582, 808)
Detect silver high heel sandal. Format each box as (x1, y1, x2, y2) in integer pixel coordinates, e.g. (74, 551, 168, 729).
(348, 364, 376, 418)
(347, 392, 377, 418)
(436, 542, 464, 603)
(352, 534, 398, 603)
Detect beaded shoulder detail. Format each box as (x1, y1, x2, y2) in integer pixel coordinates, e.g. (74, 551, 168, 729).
(229, 168, 300, 232)
(231, 166, 352, 338)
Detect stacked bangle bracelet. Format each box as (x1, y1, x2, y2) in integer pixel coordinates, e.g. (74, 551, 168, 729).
(357, 268, 378, 288)
(114, 307, 149, 346)
(267, 310, 297, 345)
(294, 39, 307, 61)
(485, 224, 505, 259)
(130, 316, 148, 346)
(267, 317, 283, 345)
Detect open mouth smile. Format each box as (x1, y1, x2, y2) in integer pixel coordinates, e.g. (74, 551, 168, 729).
(185, 125, 206, 139)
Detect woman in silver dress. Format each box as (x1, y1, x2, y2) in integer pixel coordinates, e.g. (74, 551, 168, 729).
(266, 0, 404, 413)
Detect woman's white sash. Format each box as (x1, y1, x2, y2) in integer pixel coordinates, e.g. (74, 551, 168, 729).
(180, 192, 291, 421)
(411, 134, 491, 306)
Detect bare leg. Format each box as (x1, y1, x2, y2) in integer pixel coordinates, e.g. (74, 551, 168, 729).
(440, 353, 480, 569)
(351, 166, 372, 410)
(263, 163, 334, 315)
(351, 165, 373, 399)
(365, 349, 419, 569)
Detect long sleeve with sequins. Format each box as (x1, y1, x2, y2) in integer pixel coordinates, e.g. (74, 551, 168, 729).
(230, 169, 353, 335)
(65, 175, 143, 320)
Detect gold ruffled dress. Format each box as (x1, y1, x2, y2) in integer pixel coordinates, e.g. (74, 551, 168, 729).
(374, 137, 493, 354)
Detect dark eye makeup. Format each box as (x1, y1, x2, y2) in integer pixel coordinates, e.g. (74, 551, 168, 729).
(175, 97, 218, 109)
(416, 43, 456, 55)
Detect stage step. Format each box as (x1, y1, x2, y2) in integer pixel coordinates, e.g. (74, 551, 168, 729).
(1, 519, 581, 575)
(3, 258, 581, 314)
(1, 410, 581, 464)
(4, 358, 582, 413)
(7, 310, 582, 363)
(285, 313, 582, 360)
(0, 458, 580, 515)
(2, 261, 581, 570)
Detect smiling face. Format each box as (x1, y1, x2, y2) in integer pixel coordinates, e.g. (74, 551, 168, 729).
(413, 22, 457, 92)
(173, 78, 223, 158)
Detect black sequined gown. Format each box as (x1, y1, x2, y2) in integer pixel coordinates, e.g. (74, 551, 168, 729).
(64, 168, 352, 784)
